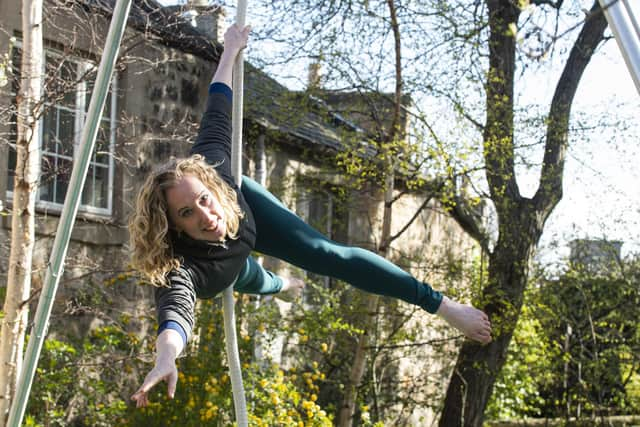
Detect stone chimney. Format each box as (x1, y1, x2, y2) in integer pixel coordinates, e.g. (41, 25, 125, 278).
(187, 1, 226, 42)
(569, 239, 623, 271)
(308, 61, 322, 90)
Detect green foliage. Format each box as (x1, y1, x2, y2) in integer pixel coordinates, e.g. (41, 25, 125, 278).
(485, 301, 553, 418)
(537, 258, 640, 417)
(487, 255, 640, 420)
(19, 248, 474, 426)
(25, 320, 137, 427)
(246, 364, 333, 426)
(124, 298, 334, 426)
(23, 276, 343, 426)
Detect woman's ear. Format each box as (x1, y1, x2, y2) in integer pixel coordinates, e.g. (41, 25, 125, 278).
(165, 213, 180, 232)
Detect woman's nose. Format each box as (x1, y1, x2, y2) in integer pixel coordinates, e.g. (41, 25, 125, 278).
(195, 204, 215, 221)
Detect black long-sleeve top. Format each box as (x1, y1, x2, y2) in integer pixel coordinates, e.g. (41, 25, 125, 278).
(154, 83, 275, 343)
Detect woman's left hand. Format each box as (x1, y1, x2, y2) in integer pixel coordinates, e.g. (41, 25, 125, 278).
(223, 24, 251, 57)
(211, 23, 251, 86)
(279, 277, 305, 300)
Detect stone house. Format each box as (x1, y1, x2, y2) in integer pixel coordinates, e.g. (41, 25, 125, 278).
(0, 0, 479, 424)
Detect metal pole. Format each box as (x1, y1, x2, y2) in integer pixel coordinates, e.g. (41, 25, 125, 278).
(6, 0, 132, 424)
(222, 0, 249, 426)
(599, 0, 640, 94)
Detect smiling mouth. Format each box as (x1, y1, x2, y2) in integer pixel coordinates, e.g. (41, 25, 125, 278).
(204, 220, 222, 233)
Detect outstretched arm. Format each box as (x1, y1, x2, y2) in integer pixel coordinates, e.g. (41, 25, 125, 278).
(190, 24, 251, 182)
(131, 266, 195, 407)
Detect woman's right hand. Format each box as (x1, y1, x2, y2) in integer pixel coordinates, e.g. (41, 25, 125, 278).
(131, 356, 179, 408)
(131, 328, 184, 407)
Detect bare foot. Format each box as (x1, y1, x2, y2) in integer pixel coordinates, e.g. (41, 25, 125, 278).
(436, 296, 492, 344)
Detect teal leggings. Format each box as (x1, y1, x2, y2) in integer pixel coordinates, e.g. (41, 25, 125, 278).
(241, 176, 443, 314)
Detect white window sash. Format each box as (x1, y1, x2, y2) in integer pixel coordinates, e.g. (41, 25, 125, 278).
(6, 40, 116, 217)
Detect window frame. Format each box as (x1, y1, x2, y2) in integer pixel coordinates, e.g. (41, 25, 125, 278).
(296, 179, 348, 294)
(6, 39, 117, 218)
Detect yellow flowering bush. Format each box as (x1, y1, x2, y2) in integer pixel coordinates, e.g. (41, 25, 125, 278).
(244, 363, 332, 426)
(22, 274, 373, 426)
(125, 298, 334, 426)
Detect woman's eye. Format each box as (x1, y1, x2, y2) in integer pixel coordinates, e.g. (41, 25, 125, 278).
(200, 194, 209, 202)
(180, 209, 192, 218)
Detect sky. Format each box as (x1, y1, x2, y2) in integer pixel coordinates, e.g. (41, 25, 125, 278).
(526, 12, 640, 263)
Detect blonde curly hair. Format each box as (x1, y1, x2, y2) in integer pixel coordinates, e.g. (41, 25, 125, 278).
(129, 155, 244, 286)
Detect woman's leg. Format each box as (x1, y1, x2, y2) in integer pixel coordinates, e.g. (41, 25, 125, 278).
(241, 176, 443, 313)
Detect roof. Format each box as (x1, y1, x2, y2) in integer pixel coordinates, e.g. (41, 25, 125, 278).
(85, 0, 222, 60)
(86, 0, 361, 152)
(244, 64, 362, 151)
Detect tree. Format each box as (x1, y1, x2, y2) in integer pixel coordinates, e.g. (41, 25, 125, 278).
(248, 0, 612, 424)
(0, 0, 43, 423)
(249, 0, 478, 424)
(337, 1, 406, 424)
(536, 249, 640, 418)
(439, 3, 607, 424)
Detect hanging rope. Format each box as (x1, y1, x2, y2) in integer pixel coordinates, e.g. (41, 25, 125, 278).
(222, 1, 249, 426)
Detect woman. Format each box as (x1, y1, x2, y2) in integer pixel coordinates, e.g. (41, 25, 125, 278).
(130, 24, 491, 408)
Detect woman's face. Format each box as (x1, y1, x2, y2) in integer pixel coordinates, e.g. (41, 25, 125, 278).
(164, 174, 227, 242)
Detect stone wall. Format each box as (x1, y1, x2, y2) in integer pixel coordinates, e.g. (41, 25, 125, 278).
(486, 416, 640, 427)
(0, 0, 214, 342)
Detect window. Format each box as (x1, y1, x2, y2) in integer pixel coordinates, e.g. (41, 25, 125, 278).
(7, 42, 116, 216)
(296, 181, 349, 294)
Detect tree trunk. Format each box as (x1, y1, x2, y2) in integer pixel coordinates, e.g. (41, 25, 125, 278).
(338, 1, 403, 424)
(337, 294, 380, 427)
(338, 165, 395, 427)
(439, 225, 537, 426)
(0, 0, 43, 423)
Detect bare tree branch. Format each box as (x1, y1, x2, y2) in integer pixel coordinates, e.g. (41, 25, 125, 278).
(533, 1, 608, 222)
